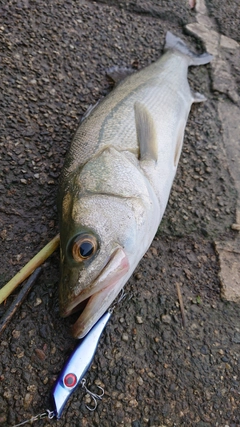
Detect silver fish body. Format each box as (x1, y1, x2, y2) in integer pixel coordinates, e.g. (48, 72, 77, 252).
(58, 32, 212, 338)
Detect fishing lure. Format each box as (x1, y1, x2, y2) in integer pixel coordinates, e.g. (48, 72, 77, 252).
(52, 309, 112, 418)
(12, 310, 112, 426)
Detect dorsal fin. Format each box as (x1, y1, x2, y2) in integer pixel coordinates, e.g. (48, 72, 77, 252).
(134, 101, 158, 162)
(106, 66, 135, 86)
(81, 99, 101, 123)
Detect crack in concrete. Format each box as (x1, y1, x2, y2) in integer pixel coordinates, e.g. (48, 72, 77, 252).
(185, 0, 240, 302)
(92, 0, 185, 24)
(186, 0, 240, 103)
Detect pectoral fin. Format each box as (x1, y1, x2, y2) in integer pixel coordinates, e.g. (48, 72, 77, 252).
(174, 119, 185, 167)
(134, 101, 158, 162)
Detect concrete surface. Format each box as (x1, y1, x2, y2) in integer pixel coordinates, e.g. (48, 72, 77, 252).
(0, 0, 240, 426)
(186, 0, 240, 303)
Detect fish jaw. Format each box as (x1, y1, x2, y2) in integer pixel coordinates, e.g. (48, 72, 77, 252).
(61, 247, 130, 338)
(71, 276, 124, 338)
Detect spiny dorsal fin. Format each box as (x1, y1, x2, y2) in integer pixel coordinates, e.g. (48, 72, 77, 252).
(134, 101, 158, 162)
(81, 99, 102, 122)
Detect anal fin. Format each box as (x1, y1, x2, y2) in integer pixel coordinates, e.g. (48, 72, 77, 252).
(134, 101, 158, 162)
(192, 91, 207, 103)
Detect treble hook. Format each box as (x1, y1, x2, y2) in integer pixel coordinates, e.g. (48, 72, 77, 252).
(81, 378, 104, 411)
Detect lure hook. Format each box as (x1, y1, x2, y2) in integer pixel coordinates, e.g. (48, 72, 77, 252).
(81, 378, 104, 411)
(109, 289, 128, 313)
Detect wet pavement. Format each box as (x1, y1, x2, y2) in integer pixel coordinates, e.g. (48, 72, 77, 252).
(0, 0, 239, 426)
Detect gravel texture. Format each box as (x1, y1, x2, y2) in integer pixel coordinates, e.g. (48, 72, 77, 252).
(206, 0, 240, 42)
(0, 1, 239, 426)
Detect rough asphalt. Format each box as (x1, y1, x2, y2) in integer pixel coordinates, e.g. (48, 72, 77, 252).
(0, 1, 239, 426)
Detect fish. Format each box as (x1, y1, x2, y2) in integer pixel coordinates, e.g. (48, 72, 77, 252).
(58, 31, 212, 338)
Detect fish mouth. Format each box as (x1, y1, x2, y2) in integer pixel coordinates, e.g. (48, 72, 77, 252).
(62, 247, 129, 338)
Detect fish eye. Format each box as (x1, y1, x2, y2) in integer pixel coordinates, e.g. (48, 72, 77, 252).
(72, 234, 98, 262)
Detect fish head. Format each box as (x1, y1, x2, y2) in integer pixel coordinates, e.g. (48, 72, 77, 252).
(59, 190, 144, 338)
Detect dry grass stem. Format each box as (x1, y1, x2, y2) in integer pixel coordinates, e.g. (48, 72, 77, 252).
(0, 234, 60, 304)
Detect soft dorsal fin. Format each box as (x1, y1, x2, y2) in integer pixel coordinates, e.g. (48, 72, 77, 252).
(106, 66, 135, 86)
(134, 101, 158, 162)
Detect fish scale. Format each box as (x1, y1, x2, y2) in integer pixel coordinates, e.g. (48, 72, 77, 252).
(62, 55, 183, 175)
(58, 31, 212, 338)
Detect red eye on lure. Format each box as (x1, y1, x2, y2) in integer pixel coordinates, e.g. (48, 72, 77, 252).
(52, 309, 111, 418)
(11, 290, 128, 427)
(12, 310, 112, 426)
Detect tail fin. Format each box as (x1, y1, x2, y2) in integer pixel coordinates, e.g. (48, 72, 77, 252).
(164, 31, 213, 66)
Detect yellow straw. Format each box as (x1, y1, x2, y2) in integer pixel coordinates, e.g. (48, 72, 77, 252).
(0, 234, 60, 304)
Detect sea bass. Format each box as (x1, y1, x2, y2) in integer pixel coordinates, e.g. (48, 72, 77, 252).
(58, 32, 212, 338)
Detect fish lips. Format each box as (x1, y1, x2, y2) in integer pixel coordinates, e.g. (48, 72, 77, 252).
(61, 247, 129, 338)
